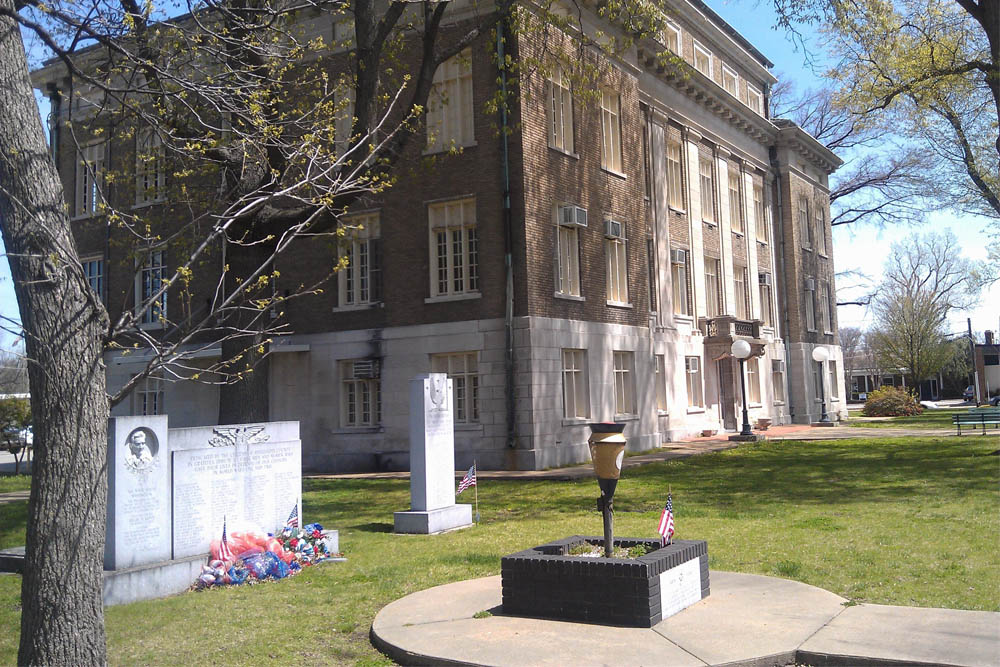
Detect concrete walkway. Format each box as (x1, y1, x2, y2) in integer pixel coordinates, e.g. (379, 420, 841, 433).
(371, 572, 1000, 667)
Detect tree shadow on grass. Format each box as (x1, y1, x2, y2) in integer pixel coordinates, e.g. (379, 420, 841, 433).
(350, 522, 394, 533)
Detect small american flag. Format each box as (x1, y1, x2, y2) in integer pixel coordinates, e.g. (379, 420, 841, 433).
(656, 493, 675, 544)
(286, 503, 299, 528)
(219, 516, 234, 562)
(457, 464, 476, 495)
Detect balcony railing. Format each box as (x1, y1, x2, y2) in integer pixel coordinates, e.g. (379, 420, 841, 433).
(698, 315, 762, 340)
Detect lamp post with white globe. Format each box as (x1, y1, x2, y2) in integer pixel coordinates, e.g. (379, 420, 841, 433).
(730, 339, 753, 437)
(811, 346, 831, 423)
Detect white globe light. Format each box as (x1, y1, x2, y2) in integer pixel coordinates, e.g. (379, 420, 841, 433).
(731, 339, 752, 359)
(812, 346, 830, 363)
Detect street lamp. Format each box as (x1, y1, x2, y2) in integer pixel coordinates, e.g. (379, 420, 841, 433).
(811, 346, 831, 423)
(588, 423, 626, 558)
(730, 339, 753, 437)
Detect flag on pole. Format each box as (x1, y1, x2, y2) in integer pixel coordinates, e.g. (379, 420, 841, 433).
(656, 493, 675, 543)
(457, 464, 477, 494)
(286, 503, 299, 528)
(219, 516, 234, 562)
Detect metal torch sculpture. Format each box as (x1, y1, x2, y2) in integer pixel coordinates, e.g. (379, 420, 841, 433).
(588, 423, 626, 558)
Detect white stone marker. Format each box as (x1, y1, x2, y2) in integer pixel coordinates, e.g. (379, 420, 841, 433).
(394, 373, 472, 534)
(105, 415, 172, 569)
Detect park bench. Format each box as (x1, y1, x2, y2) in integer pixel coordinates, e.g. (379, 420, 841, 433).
(952, 408, 1000, 435)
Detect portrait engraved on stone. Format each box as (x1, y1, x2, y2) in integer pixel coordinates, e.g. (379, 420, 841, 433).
(429, 374, 447, 411)
(208, 425, 270, 448)
(124, 427, 159, 473)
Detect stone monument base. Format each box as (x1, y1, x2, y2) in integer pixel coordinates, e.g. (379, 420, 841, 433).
(810, 421, 838, 427)
(728, 433, 766, 442)
(103, 554, 207, 606)
(394, 504, 473, 535)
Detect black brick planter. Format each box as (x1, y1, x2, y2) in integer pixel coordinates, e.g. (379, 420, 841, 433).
(501, 536, 708, 627)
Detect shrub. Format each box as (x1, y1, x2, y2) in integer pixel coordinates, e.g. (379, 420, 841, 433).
(862, 386, 923, 417)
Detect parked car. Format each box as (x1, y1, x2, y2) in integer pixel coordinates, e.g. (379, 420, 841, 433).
(990, 395, 1000, 407)
(963, 385, 975, 401)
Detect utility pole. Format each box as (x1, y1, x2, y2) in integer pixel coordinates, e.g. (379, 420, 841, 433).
(968, 318, 980, 405)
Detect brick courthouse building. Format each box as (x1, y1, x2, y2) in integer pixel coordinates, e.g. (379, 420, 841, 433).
(32, 0, 846, 471)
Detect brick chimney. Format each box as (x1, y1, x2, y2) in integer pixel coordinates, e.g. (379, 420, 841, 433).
(986, 330, 994, 345)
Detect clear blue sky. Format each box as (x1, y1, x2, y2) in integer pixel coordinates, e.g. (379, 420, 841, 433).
(1, 0, 996, 349)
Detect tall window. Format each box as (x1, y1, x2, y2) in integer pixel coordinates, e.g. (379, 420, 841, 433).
(556, 204, 585, 296)
(340, 360, 381, 427)
(805, 278, 816, 331)
(747, 356, 761, 404)
(663, 22, 680, 52)
(605, 220, 628, 304)
(693, 42, 712, 77)
(758, 273, 773, 327)
(798, 195, 812, 248)
(746, 85, 763, 115)
(671, 248, 690, 315)
(613, 351, 636, 416)
(699, 156, 715, 222)
(685, 356, 704, 408)
(722, 64, 738, 97)
(772, 359, 786, 402)
(431, 352, 479, 423)
(816, 207, 828, 254)
(705, 255, 722, 318)
(728, 167, 743, 233)
(753, 183, 767, 242)
(429, 198, 478, 297)
(667, 138, 684, 209)
(655, 354, 667, 412)
(138, 249, 167, 326)
(562, 349, 589, 419)
(820, 280, 834, 332)
(335, 86, 356, 157)
(600, 91, 623, 173)
(135, 374, 164, 416)
(734, 264, 749, 319)
(83, 257, 104, 301)
(76, 142, 104, 217)
(339, 213, 381, 307)
(548, 68, 574, 153)
(829, 360, 839, 399)
(426, 50, 474, 152)
(135, 129, 165, 205)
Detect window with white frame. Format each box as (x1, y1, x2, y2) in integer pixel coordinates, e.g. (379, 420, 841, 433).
(746, 84, 763, 115)
(655, 354, 667, 412)
(828, 359, 839, 399)
(816, 207, 828, 254)
(135, 374, 164, 416)
(722, 64, 738, 97)
(753, 183, 767, 242)
(335, 85, 356, 157)
(612, 351, 636, 416)
(135, 129, 165, 205)
(340, 360, 381, 427)
(431, 352, 479, 423)
(76, 142, 105, 217)
(556, 204, 585, 296)
(604, 219, 628, 304)
(685, 356, 704, 408)
(747, 356, 761, 404)
(82, 257, 104, 301)
(772, 359, 785, 402)
(137, 249, 167, 326)
(429, 198, 478, 298)
(699, 156, 715, 222)
(562, 348, 589, 419)
(734, 264, 749, 319)
(820, 280, 833, 332)
(663, 22, 681, 52)
(667, 138, 684, 209)
(758, 272, 773, 327)
(705, 255, 722, 318)
(805, 278, 816, 331)
(693, 41, 712, 77)
(671, 248, 690, 316)
(728, 166, 743, 233)
(338, 213, 381, 307)
(798, 195, 813, 248)
(548, 67, 574, 154)
(426, 50, 474, 152)
(600, 90, 623, 173)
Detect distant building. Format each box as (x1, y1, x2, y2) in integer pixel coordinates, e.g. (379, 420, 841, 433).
(973, 330, 1000, 403)
(32, 0, 846, 471)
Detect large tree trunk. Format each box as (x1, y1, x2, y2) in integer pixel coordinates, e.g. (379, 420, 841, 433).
(0, 4, 110, 664)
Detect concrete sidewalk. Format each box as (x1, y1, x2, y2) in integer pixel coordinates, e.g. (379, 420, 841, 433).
(371, 572, 1000, 667)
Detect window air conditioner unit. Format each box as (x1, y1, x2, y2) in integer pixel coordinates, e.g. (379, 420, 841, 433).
(772, 359, 785, 372)
(559, 205, 587, 227)
(670, 249, 686, 264)
(805, 277, 815, 291)
(604, 219, 624, 238)
(352, 359, 380, 379)
(759, 273, 771, 286)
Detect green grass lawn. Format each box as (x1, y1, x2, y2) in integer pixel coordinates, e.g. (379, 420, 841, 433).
(0, 475, 32, 494)
(847, 407, 974, 429)
(0, 435, 996, 665)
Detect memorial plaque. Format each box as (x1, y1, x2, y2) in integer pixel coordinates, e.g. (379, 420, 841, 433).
(410, 373, 455, 512)
(105, 415, 171, 570)
(659, 555, 702, 618)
